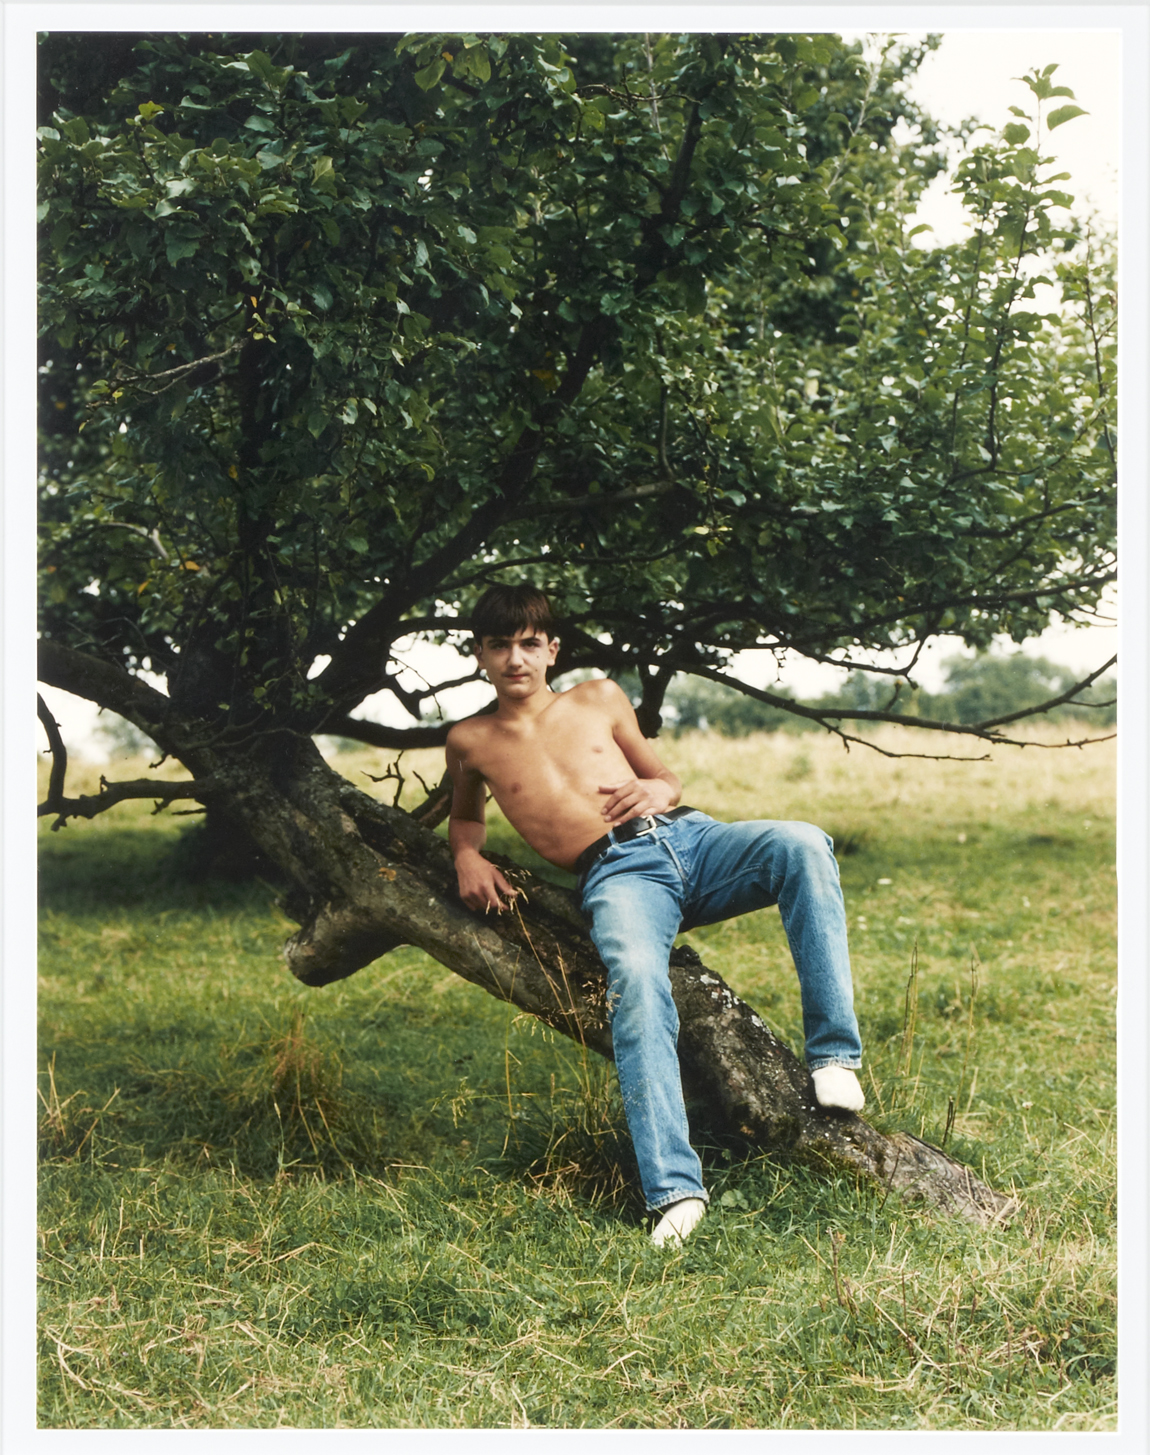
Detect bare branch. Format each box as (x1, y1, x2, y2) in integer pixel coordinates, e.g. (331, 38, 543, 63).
(37, 694, 69, 807)
(988, 731, 1117, 751)
(735, 642, 926, 681)
(409, 769, 454, 829)
(411, 668, 485, 699)
(968, 655, 1117, 730)
(317, 715, 453, 750)
(682, 655, 1118, 748)
(822, 726, 991, 763)
(37, 741, 215, 831)
(116, 342, 243, 396)
(38, 639, 173, 737)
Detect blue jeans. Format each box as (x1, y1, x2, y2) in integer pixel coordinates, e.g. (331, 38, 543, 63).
(579, 811, 862, 1212)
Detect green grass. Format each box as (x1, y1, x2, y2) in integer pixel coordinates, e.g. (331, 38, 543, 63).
(36, 730, 1117, 1429)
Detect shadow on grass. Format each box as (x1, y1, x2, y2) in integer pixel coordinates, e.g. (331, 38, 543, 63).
(39, 824, 279, 917)
(39, 1013, 406, 1179)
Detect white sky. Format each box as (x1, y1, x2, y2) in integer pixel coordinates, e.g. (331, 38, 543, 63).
(32, 25, 1123, 752)
(886, 28, 1120, 242)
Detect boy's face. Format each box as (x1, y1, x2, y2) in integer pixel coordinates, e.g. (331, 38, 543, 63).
(474, 627, 559, 700)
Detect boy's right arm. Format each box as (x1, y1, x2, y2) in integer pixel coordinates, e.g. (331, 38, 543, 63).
(446, 731, 520, 914)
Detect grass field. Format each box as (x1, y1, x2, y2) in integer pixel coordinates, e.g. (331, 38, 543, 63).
(36, 727, 1117, 1429)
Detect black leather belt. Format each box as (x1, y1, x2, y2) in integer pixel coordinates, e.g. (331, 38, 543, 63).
(574, 805, 698, 878)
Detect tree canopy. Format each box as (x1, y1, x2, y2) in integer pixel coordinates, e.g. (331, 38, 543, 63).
(38, 30, 1116, 764)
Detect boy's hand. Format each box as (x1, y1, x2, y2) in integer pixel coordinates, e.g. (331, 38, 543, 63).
(455, 852, 520, 914)
(598, 777, 676, 826)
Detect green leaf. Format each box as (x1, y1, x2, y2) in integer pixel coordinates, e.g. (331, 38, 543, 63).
(309, 282, 333, 313)
(466, 45, 491, 83)
(165, 232, 201, 265)
(413, 57, 446, 91)
(1048, 105, 1088, 130)
(1003, 123, 1030, 145)
(244, 50, 278, 84)
(137, 101, 164, 121)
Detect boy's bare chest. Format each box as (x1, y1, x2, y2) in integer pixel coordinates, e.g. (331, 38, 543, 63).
(471, 700, 621, 788)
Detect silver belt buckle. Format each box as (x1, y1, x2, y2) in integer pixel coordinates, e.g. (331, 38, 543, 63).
(634, 814, 658, 837)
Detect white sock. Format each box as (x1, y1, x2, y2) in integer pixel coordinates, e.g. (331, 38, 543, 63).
(650, 1197, 707, 1247)
(812, 1065, 865, 1112)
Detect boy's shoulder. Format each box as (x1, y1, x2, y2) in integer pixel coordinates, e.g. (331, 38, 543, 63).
(446, 714, 490, 757)
(561, 677, 627, 710)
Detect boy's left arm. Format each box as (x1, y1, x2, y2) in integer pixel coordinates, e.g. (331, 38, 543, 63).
(596, 681, 682, 827)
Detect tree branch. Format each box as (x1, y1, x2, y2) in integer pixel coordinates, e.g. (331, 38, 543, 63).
(317, 715, 453, 750)
(683, 656, 1118, 746)
(967, 656, 1117, 730)
(37, 694, 69, 809)
(38, 639, 174, 736)
(38, 773, 214, 831)
(37, 693, 213, 829)
(504, 480, 675, 521)
(116, 342, 243, 397)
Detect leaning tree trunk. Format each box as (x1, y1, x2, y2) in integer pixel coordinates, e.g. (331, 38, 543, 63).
(194, 734, 1016, 1227)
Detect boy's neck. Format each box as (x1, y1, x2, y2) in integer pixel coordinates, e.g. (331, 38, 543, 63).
(492, 681, 555, 719)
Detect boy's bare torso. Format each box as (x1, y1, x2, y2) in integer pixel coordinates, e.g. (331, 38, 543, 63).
(447, 682, 640, 871)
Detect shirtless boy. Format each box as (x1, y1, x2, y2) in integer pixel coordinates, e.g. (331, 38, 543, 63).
(447, 585, 865, 1247)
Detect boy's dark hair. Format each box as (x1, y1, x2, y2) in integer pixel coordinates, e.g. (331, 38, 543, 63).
(471, 584, 556, 642)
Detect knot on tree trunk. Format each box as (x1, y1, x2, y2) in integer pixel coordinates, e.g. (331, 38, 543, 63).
(285, 900, 406, 987)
